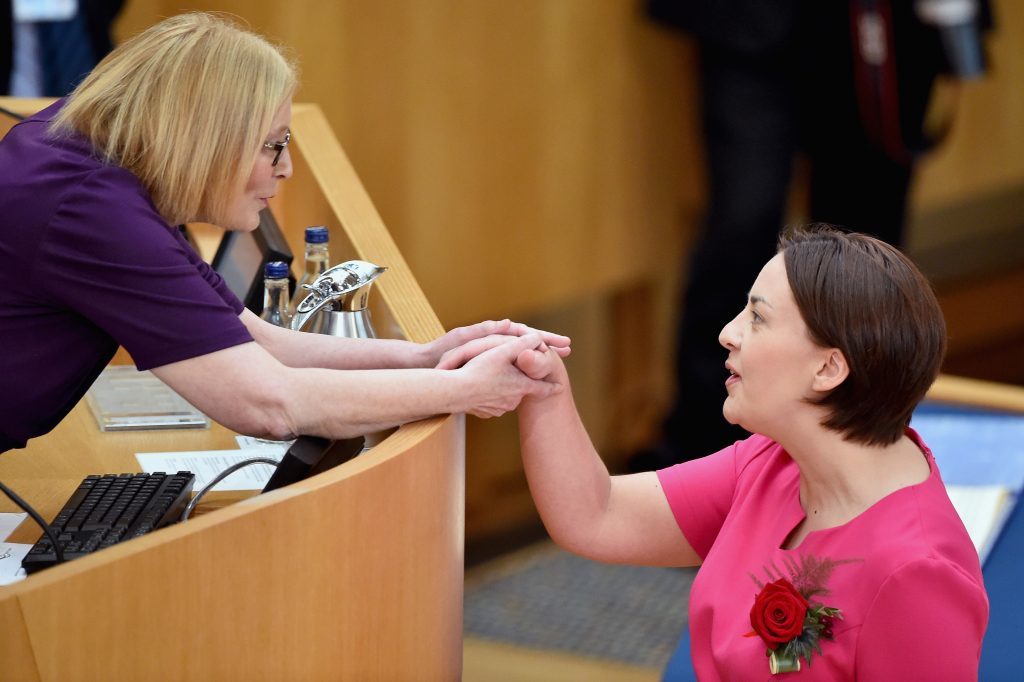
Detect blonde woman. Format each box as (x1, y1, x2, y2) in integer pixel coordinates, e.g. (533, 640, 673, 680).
(0, 13, 568, 454)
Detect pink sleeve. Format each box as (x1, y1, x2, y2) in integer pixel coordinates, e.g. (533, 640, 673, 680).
(656, 442, 740, 558)
(856, 558, 989, 680)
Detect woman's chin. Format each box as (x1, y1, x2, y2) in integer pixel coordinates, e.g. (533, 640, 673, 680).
(222, 215, 262, 232)
(721, 403, 747, 430)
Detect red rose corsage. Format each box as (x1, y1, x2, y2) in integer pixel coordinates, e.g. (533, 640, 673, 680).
(744, 556, 851, 674)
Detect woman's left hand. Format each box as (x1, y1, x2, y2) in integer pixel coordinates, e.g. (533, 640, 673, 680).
(427, 319, 570, 369)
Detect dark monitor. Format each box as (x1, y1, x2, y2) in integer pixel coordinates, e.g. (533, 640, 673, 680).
(210, 208, 294, 316)
(262, 435, 366, 493)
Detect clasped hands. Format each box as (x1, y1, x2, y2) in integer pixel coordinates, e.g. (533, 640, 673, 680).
(427, 319, 569, 418)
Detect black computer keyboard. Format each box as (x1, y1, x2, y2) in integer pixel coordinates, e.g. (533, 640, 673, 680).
(22, 471, 195, 574)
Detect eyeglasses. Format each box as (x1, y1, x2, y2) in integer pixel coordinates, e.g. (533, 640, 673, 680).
(262, 129, 291, 166)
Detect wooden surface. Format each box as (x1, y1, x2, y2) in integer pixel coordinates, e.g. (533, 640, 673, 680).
(910, 0, 1024, 208)
(113, 0, 701, 326)
(2, 415, 465, 681)
(0, 102, 464, 681)
(928, 374, 1024, 413)
(110, 0, 1024, 324)
(463, 637, 660, 682)
(933, 267, 1024, 386)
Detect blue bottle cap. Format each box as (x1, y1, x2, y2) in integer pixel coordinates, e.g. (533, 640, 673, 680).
(264, 261, 289, 279)
(304, 226, 329, 244)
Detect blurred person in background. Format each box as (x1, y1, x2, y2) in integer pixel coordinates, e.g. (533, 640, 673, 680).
(632, 0, 992, 470)
(2, 0, 124, 97)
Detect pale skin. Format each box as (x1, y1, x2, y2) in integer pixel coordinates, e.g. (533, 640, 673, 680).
(151, 98, 572, 441)
(442, 253, 930, 566)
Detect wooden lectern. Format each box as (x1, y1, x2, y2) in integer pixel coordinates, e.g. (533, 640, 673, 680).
(0, 100, 464, 680)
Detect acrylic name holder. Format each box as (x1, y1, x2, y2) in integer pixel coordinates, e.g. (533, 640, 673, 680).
(85, 365, 210, 431)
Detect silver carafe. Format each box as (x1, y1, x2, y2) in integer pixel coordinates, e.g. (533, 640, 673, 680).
(290, 260, 392, 448)
(291, 260, 387, 338)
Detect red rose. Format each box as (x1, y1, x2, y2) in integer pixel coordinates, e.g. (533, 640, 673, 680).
(749, 578, 809, 648)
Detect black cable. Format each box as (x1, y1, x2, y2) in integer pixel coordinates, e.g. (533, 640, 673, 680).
(0, 479, 64, 564)
(0, 105, 26, 121)
(180, 457, 281, 522)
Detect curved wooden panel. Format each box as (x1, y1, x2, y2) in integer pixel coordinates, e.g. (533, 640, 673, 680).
(3, 416, 463, 681)
(927, 374, 1024, 413)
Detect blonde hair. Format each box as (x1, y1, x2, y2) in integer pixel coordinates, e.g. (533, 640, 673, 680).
(51, 13, 297, 226)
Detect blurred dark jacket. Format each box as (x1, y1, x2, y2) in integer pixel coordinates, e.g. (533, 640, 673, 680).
(1, 0, 124, 95)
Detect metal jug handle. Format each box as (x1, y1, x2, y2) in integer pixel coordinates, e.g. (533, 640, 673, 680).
(289, 260, 387, 332)
(290, 286, 338, 332)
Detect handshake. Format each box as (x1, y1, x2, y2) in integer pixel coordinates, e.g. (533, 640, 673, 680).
(429, 319, 572, 419)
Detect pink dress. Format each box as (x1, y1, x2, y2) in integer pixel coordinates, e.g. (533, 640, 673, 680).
(657, 429, 988, 681)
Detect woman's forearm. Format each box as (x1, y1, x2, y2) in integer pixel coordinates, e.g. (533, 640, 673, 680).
(153, 335, 558, 442)
(242, 310, 429, 370)
(275, 366, 479, 439)
(516, 352, 699, 567)
(518, 363, 614, 556)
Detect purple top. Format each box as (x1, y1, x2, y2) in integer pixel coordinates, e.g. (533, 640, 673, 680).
(657, 430, 988, 680)
(0, 101, 253, 452)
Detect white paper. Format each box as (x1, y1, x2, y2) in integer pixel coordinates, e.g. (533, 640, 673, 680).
(0, 543, 30, 585)
(945, 484, 1011, 557)
(235, 435, 294, 457)
(136, 449, 283, 492)
(0, 513, 28, 542)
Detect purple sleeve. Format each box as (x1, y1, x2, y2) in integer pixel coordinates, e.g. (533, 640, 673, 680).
(35, 166, 253, 370)
(170, 226, 247, 315)
(656, 442, 741, 558)
(856, 558, 988, 680)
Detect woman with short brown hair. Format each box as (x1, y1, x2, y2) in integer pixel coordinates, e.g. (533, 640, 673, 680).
(451, 223, 987, 679)
(779, 225, 947, 445)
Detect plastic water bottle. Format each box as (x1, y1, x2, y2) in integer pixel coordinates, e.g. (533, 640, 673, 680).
(290, 226, 330, 314)
(261, 261, 292, 328)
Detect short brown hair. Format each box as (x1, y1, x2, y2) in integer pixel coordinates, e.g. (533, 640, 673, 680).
(780, 224, 947, 445)
(51, 13, 297, 226)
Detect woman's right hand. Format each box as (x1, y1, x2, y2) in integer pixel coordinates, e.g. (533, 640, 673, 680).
(424, 319, 570, 369)
(435, 329, 570, 372)
(454, 333, 563, 418)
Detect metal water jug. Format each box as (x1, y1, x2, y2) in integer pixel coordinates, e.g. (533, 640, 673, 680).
(290, 260, 387, 338)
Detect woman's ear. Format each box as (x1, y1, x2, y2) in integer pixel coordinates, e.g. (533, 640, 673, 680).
(812, 348, 849, 393)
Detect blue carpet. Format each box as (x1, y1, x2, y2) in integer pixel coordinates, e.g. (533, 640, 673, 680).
(464, 542, 695, 669)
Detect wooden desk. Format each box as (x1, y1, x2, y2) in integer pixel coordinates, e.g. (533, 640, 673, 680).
(1, 412, 466, 681)
(0, 99, 465, 681)
(0, 404, 243, 543)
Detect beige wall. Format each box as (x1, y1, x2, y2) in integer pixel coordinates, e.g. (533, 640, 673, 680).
(907, 2, 1024, 260)
(113, 2, 1024, 306)
(912, 2, 1024, 205)
(116, 1, 701, 326)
